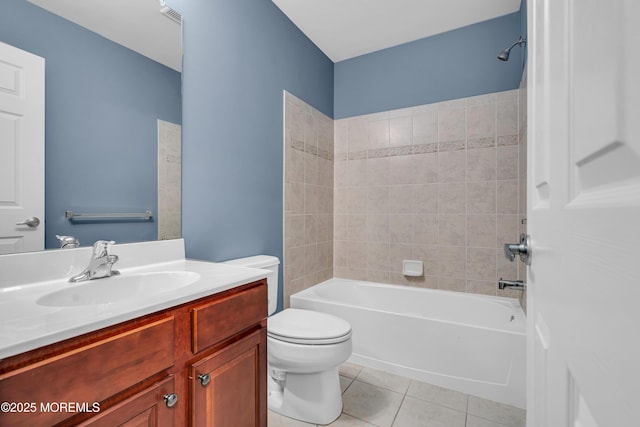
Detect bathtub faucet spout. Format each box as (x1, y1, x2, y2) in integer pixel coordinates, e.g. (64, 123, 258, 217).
(498, 278, 526, 290)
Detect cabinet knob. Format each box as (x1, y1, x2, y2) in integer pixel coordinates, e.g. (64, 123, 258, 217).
(163, 393, 178, 408)
(198, 373, 211, 386)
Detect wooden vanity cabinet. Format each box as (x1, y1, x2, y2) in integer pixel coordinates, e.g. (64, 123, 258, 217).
(0, 279, 267, 427)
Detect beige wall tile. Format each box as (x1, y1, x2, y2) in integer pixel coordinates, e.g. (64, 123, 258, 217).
(347, 187, 367, 213)
(347, 159, 368, 187)
(390, 116, 413, 147)
(367, 214, 389, 242)
(497, 145, 518, 180)
(347, 241, 368, 269)
(414, 244, 438, 276)
(304, 214, 317, 245)
(496, 215, 518, 249)
(413, 110, 438, 145)
(367, 242, 390, 271)
(412, 153, 438, 183)
(439, 277, 466, 293)
(388, 155, 414, 184)
(367, 186, 390, 214)
(368, 118, 390, 149)
(497, 180, 518, 214)
(497, 101, 518, 136)
(390, 243, 413, 273)
(334, 240, 348, 268)
(467, 103, 496, 140)
(334, 160, 347, 188)
(438, 246, 466, 279)
(389, 185, 414, 214)
(439, 107, 466, 142)
(347, 214, 367, 241)
(389, 214, 414, 243)
(467, 182, 496, 214)
(415, 184, 439, 214)
(367, 157, 389, 186)
(466, 248, 497, 281)
(438, 150, 466, 183)
(334, 187, 347, 215)
(438, 183, 465, 214)
(438, 214, 465, 246)
(467, 215, 497, 248)
(467, 147, 496, 182)
(466, 280, 496, 296)
(414, 214, 438, 244)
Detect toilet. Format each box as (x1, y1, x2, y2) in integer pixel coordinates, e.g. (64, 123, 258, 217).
(223, 255, 352, 425)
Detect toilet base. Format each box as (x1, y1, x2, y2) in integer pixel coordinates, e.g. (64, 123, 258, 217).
(268, 366, 342, 425)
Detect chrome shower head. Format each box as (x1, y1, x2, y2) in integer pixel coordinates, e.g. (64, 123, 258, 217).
(497, 36, 526, 62)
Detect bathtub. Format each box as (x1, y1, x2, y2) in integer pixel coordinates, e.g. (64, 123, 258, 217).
(290, 278, 526, 409)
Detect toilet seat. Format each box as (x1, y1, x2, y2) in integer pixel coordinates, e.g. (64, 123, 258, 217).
(268, 308, 352, 345)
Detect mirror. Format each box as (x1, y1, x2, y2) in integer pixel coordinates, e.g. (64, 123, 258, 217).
(0, 0, 182, 253)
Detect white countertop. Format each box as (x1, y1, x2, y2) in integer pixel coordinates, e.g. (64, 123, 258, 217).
(0, 239, 269, 360)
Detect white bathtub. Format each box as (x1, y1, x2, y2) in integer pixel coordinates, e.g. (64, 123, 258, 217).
(290, 278, 526, 409)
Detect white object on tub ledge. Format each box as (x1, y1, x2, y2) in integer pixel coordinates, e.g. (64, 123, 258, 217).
(402, 260, 423, 276)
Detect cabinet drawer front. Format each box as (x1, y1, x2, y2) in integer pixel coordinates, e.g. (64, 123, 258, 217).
(0, 317, 174, 427)
(191, 282, 266, 353)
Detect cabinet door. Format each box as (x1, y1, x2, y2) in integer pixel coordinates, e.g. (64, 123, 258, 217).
(78, 377, 175, 427)
(191, 329, 266, 427)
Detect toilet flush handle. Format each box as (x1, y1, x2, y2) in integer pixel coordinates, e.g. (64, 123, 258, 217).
(198, 373, 211, 386)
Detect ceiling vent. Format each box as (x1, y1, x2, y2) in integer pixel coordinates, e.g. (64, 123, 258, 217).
(160, 4, 182, 25)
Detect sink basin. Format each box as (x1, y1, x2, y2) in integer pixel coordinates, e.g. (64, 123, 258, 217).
(36, 271, 201, 307)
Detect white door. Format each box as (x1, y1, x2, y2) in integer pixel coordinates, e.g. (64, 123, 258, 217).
(0, 42, 45, 254)
(527, 1, 640, 426)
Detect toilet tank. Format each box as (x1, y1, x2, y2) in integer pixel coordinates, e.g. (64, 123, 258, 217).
(222, 255, 280, 315)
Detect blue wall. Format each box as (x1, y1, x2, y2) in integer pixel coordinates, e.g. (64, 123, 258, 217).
(334, 12, 523, 119)
(0, 0, 182, 249)
(170, 0, 333, 311)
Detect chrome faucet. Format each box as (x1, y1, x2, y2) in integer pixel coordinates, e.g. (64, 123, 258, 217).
(498, 278, 526, 290)
(69, 240, 120, 282)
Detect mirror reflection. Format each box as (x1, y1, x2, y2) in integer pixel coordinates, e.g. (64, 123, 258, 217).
(0, 0, 182, 254)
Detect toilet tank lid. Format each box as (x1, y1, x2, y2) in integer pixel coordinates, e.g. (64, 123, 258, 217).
(222, 255, 280, 269)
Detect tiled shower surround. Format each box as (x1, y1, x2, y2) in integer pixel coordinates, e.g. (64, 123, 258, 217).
(284, 89, 526, 306)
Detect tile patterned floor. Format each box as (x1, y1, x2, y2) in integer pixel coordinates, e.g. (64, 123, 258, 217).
(268, 362, 526, 427)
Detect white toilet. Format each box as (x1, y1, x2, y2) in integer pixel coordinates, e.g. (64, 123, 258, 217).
(223, 255, 352, 425)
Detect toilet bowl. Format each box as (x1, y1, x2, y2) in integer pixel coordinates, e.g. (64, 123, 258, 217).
(223, 256, 352, 425)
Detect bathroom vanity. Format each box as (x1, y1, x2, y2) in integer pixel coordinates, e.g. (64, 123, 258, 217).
(0, 239, 269, 426)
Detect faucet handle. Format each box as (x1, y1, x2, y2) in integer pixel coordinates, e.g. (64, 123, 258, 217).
(92, 240, 115, 257)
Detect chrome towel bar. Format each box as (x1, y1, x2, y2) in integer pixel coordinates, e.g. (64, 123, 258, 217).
(65, 210, 153, 220)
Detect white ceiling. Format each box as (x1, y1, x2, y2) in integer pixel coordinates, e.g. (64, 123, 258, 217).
(272, 0, 521, 62)
(27, 0, 182, 71)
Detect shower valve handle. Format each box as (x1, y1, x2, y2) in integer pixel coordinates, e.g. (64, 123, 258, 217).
(504, 234, 531, 265)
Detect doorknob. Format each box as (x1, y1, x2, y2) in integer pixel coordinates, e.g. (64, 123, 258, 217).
(504, 233, 531, 265)
(16, 217, 40, 228)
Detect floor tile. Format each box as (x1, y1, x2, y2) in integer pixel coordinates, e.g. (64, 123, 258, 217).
(341, 375, 355, 393)
(407, 380, 468, 412)
(467, 396, 525, 427)
(340, 361, 363, 379)
(268, 410, 316, 426)
(326, 413, 378, 426)
(356, 367, 411, 394)
(392, 396, 466, 427)
(342, 380, 404, 427)
(466, 414, 512, 427)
